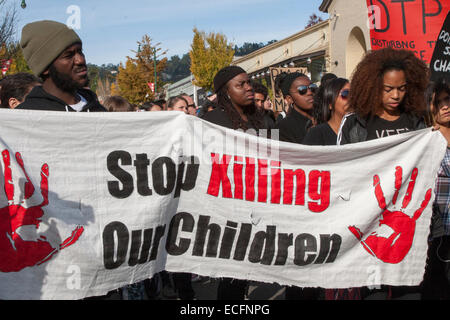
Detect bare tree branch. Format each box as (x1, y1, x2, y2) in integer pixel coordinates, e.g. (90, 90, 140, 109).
(0, 0, 18, 47)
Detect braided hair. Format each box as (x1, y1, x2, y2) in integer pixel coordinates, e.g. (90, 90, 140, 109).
(216, 85, 265, 131)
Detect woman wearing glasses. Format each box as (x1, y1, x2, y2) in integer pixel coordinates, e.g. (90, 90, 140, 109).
(337, 47, 428, 146)
(275, 72, 317, 144)
(303, 78, 350, 145)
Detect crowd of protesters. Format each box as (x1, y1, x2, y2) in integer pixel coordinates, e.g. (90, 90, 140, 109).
(0, 19, 449, 301)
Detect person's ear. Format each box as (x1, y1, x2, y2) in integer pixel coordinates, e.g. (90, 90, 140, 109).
(8, 97, 21, 109)
(285, 95, 293, 105)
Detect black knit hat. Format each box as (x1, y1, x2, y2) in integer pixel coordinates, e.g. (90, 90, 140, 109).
(213, 66, 246, 93)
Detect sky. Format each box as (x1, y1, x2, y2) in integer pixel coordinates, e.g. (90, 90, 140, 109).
(12, 0, 329, 66)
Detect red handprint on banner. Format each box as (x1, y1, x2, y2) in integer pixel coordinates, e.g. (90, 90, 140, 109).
(0, 150, 84, 272)
(348, 166, 431, 264)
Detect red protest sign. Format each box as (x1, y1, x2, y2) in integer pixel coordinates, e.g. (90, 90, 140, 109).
(1, 59, 11, 76)
(366, 0, 449, 64)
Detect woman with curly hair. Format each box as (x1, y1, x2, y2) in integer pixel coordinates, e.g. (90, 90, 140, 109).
(337, 47, 430, 299)
(303, 77, 350, 145)
(337, 47, 429, 145)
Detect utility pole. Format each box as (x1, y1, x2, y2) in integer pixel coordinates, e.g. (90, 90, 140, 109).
(153, 48, 157, 95)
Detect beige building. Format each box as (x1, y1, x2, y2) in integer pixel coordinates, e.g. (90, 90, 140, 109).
(168, 0, 372, 101)
(232, 20, 330, 83)
(232, 0, 371, 81)
(319, 0, 371, 78)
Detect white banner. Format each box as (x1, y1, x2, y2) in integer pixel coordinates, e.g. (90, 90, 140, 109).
(0, 109, 446, 300)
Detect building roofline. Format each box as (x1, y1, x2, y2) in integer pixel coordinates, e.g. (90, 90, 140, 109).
(319, 0, 333, 12)
(232, 19, 329, 65)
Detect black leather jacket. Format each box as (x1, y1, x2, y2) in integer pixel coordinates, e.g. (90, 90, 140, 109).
(337, 112, 427, 145)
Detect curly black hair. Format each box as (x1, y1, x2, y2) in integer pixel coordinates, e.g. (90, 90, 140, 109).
(349, 48, 429, 119)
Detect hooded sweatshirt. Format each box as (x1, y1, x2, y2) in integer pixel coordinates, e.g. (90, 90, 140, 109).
(16, 85, 106, 112)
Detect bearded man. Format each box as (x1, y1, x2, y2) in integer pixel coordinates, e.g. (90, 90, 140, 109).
(16, 20, 105, 112)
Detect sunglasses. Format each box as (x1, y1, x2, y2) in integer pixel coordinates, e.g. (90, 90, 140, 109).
(340, 89, 350, 99)
(296, 83, 318, 95)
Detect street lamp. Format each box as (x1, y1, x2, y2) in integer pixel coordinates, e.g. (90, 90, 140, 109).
(21, 0, 26, 8)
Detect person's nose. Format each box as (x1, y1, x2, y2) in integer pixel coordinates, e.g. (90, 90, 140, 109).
(441, 98, 450, 109)
(74, 52, 86, 65)
(391, 89, 400, 100)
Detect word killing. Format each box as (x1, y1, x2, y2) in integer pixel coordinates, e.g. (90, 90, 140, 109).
(207, 153, 331, 212)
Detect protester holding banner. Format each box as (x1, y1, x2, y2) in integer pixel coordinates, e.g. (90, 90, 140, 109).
(421, 77, 450, 299)
(337, 47, 430, 299)
(303, 77, 350, 145)
(202, 65, 266, 299)
(338, 47, 429, 145)
(274, 72, 316, 144)
(11, 19, 107, 300)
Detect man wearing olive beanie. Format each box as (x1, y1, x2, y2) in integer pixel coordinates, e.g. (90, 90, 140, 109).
(16, 20, 105, 112)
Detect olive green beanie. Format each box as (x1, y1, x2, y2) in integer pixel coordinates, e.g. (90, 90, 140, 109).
(20, 20, 81, 77)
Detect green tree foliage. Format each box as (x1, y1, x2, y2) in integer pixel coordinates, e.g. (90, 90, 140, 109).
(189, 28, 234, 92)
(88, 63, 118, 94)
(163, 53, 191, 83)
(2, 43, 32, 76)
(233, 40, 277, 57)
(115, 58, 147, 104)
(87, 64, 100, 92)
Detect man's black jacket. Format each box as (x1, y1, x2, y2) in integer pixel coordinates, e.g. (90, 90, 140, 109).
(16, 86, 106, 112)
